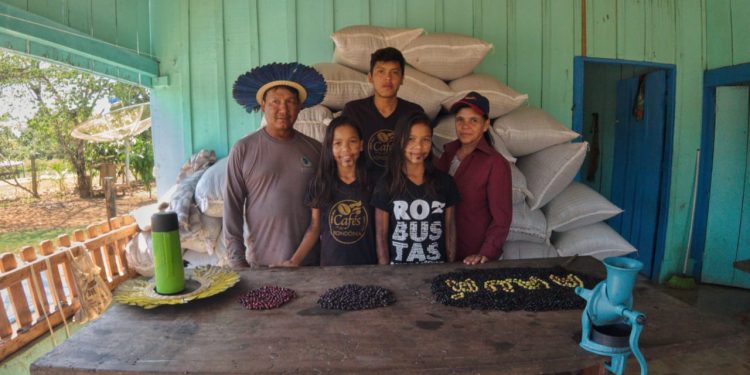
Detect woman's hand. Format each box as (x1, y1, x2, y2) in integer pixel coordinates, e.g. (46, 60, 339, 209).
(463, 254, 488, 265)
(270, 260, 299, 268)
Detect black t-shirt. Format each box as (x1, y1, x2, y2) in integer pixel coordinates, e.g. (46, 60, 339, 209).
(342, 97, 424, 179)
(370, 171, 460, 264)
(305, 178, 377, 266)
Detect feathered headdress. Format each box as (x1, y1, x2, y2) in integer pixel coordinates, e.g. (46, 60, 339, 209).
(232, 62, 327, 112)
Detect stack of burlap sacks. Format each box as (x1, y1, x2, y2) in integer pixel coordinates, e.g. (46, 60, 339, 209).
(157, 25, 638, 268)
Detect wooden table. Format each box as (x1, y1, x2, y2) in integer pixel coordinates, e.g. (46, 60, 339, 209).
(31, 257, 747, 374)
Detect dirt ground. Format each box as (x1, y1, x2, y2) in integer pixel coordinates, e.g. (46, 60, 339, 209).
(0, 179, 156, 233)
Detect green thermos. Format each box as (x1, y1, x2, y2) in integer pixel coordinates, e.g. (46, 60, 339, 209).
(151, 211, 185, 294)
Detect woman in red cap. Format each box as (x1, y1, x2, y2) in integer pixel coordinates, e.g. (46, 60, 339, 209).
(435, 92, 512, 264)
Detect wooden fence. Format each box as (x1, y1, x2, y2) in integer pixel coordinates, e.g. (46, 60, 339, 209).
(0, 215, 138, 361)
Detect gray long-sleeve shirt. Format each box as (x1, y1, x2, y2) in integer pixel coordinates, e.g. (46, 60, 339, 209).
(223, 128, 321, 266)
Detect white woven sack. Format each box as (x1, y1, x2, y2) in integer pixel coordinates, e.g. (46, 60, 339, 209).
(194, 157, 228, 218)
(543, 182, 623, 234)
(402, 33, 492, 81)
(488, 127, 516, 163)
(500, 241, 558, 260)
(510, 163, 532, 205)
(432, 115, 517, 163)
(493, 107, 580, 157)
(443, 74, 528, 119)
(552, 222, 637, 260)
(131, 202, 160, 231)
(332, 26, 424, 73)
(432, 115, 455, 155)
(260, 105, 332, 143)
(313, 63, 372, 110)
(517, 141, 588, 210)
(399, 66, 452, 120)
(507, 202, 547, 244)
(294, 105, 332, 142)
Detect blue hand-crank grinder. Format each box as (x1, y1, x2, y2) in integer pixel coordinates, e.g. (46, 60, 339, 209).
(575, 257, 648, 375)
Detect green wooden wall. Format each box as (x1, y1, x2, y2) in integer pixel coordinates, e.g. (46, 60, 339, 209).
(148, 0, 719, 281)
(0, 0, 154, 86)
(702, 86, 750, 288)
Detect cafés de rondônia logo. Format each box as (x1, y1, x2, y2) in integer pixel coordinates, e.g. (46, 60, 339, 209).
(329, 200, 368, 244)
(368, 129, 394, 167)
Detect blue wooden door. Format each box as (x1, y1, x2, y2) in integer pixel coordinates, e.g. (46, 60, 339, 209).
(610, 70, 668, 278)
(702, 86, 750, 289)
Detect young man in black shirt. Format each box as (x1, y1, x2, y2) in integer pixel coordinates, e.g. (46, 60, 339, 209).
(342, 47, 423, 179)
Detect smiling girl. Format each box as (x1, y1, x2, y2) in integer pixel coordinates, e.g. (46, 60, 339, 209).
(371, 111, 460, 265)
(275, 116, 377, 267)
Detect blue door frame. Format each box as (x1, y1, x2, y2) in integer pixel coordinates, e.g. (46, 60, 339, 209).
(693, 62, 750, 280)
(572, 56, 676, 279)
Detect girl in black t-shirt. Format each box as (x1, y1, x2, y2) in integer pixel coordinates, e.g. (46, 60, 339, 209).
(274, 116, 377, 267)
(371, 111, 460, 264)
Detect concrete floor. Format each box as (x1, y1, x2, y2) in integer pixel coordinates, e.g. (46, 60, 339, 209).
(621, 282, 750, 374)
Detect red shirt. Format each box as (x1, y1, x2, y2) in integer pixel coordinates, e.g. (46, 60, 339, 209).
(435, 138, 512, 260)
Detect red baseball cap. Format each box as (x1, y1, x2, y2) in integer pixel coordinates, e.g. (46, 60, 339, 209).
(450, 91, 490, 117)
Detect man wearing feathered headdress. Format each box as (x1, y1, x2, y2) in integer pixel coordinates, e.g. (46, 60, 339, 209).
(223, 63, 327, 268)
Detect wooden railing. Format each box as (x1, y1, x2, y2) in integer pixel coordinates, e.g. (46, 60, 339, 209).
(0, 215, 138, 361)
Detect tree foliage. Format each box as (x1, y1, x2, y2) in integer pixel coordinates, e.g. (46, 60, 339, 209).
(0, 51, 151, 198)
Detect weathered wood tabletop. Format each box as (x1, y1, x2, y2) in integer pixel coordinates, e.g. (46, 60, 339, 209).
(30, 257, 747, 374)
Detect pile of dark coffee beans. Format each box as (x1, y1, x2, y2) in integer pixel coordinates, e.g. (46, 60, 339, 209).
(238, 285, 296, 310)
(431, 267, 601, 311)
(318, 284, 395, 310)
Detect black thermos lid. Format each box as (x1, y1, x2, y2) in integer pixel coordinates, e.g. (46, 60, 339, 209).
(151, 211, 179, 232)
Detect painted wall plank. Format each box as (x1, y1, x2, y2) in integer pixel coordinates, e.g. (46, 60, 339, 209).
(731, 0, 750, 65)
(28, 41, 72, 65)
(370, 0, 405, 28)
(705, 0, 732, 68)
(661, 0, 703, 277)
(333, 0, 369, 30)
(224, 0, 261, 144)
(616, 0, 645, 60)
(297, 0, 335, 64)
(90, 60, 119, 78)
(149, 0, 191, 194)
(645, 0, 675, 63)
(0, 31, 27, 50)
(66, 0, 91, 36)
(442, 0, 472, 36)
(188, 0, 228, 156)
(507, 0, 542, 107)
(27, 0, 63, 24)
(588, 0, 616, 58)
(2, 0, 27, 9)
(475, 0, 507, 81)
(136, 0, 150, 55)
(90, 0, 117, 45)
(258, 0, 296, 63)
(573, 0, 581, 55)
(116, 0, 138, 50)
(702, 86, 749, 285)
(735, 116, 750, 288)
(405, 0, 438, 32)
(542, 0, 575, 127)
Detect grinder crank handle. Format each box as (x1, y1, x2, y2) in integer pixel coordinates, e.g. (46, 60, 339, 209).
(624, 308, 648, 375)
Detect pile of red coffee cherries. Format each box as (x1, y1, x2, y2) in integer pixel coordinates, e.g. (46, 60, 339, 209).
(238, 285, 296, 310)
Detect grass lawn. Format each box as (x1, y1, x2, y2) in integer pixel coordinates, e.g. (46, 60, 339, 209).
(0, 226, 86, 255)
